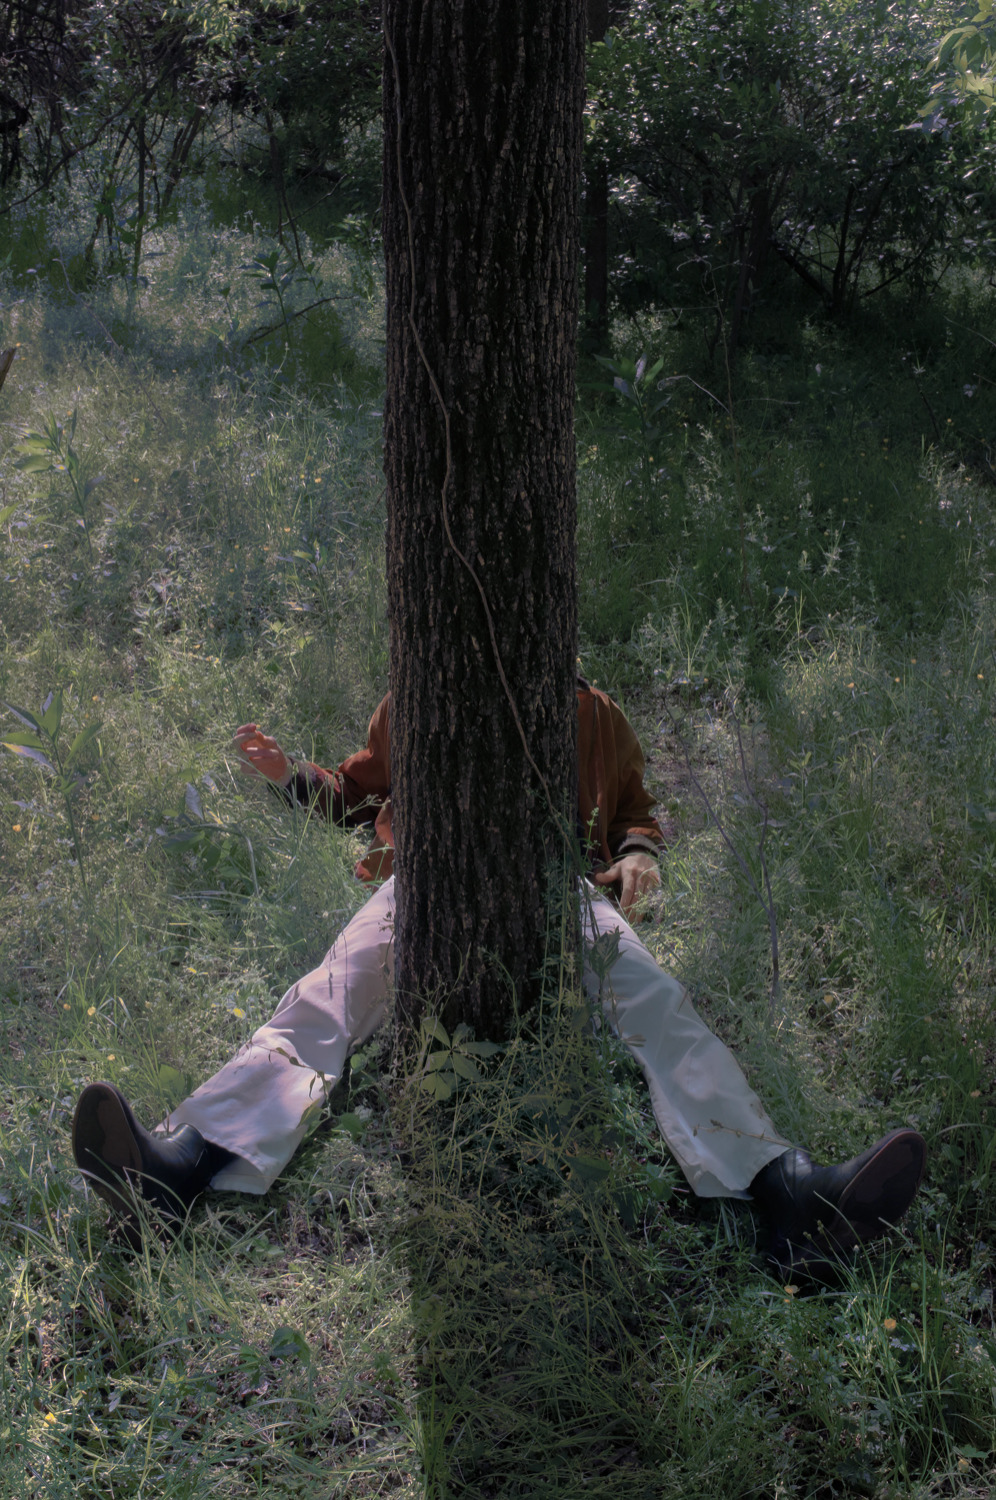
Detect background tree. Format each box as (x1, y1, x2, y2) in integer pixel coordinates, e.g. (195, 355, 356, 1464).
(924, 0, 996, 126)
(587, 0, 996, 345)
(382, 0, 587, 1041)
(583, 0, 629, 347)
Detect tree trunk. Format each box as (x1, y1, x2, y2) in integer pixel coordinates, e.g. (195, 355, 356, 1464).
(583, 0, 610, 347)
(383, 0, 585, 1041)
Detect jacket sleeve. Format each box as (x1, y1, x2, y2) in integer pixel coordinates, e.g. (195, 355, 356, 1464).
(601, 695, 667, 860)
(282, 695, 392, 828)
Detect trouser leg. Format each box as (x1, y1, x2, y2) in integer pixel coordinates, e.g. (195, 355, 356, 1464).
(165, 874, 786, 1200)
(166, 878, 396, 1194)
(581, 885, 789, 1197)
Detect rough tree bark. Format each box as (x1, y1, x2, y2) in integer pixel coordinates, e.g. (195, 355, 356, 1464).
(383, 0, 586, 1041)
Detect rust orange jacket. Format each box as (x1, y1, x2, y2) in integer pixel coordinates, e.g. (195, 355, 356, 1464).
(286, 684, 665, 883)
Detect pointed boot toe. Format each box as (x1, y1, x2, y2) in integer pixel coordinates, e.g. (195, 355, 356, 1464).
(73, 1081, 214, 1236)
(754, 1127, 927, 1281)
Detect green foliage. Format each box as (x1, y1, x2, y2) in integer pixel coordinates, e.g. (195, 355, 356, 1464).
(590, 351, 671, 512)
(3, 116, 996, 1500)
(418, 1017, 503, 1101)
(14, 408, 103, 558)
(578, 269, 996, 651)
(241, 243, 328, 340)
(588, 0, 996, 332)
(925, 1, 996, 126)
(1, 0, 382, 289)
(2, 689, 104, 898)
(229, 0, 382, 183)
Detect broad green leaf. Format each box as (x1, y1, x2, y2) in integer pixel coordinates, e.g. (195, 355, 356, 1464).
(4, 703, 42, 731)
(334, 1111, 368, 1141)
(450, 1053, 481, 1083)
(14, 454, 56, 473)
(201, 841, 223, 872)
(2, 742, 55, 772)
(157, 1064, 186, 1100)
(268, 1325, 312, 1363)
(2, 730, 45, 750)
(568, 1153, 614, 1184)
(298, 1100, 323, 1138)
(0, 503, 18, 525)
(162, 830, 205, 851)
(67, 722, 102, 766)
(420, 1071, 452, 1100)
(643, 1164, 673, 1203)
(40, 690, 63, 738)
(461, 1040, 504, 1057)
(420, 1017, 450, 1048)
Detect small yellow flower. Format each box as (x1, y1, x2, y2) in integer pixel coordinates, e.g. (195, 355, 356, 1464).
(87, 1005, 96, 1017)
(44, 1411, 56, 1424)
(63, 1003, 70, 1011)
(883, 1317, 897, 1332)
(107, 1054, 115, 1062)
(971, 1090, 981, 1099)
(847, 682, 855, 689)
(894, 677, 900, 683)
(12, 824, 21, 833)
(784, 1284, 799, 1297)
(978, 673, 984, 680)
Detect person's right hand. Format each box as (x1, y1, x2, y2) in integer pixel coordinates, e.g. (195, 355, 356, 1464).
(234, 723, 293, 787)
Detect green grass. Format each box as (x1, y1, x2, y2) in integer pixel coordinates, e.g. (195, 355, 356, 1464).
(2, 178, 996, 1496)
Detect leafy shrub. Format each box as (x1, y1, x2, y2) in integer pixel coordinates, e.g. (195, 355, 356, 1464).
(588, 0, 996, 340)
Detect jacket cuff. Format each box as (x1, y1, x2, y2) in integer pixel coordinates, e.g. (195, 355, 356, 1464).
(613, 833, 664, 860)
(269, 759, 313, 807)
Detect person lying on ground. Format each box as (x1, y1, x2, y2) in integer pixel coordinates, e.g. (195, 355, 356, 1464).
(72, 681, 926, 1279)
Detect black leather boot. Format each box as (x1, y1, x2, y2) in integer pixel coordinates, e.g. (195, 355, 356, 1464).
(751, 1127, 927, 1280)
(73, 1081, 228, 1243)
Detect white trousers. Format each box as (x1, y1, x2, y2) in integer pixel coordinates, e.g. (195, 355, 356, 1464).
(168, 877, 789, 1198)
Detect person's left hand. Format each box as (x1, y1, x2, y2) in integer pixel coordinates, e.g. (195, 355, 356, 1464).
(591, 852, 660, 920)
